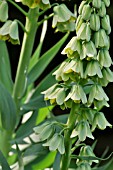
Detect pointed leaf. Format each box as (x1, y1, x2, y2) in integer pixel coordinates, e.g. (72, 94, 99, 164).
(0, 83, 16, 130)
(0, 151, 11, 170)
(28, 33, 69, 85)
(0, 40, 13, 93)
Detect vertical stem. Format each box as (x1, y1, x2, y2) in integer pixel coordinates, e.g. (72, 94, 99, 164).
(61, 103, 79, 170)
(0, 7, 39, 160)
(13, 8, 39, 110)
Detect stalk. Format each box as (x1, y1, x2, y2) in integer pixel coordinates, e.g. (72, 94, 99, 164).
(61, 103, 79, 170)
(13, 8, 39, 110)
(0, 7, 39, 160)
(7, 0, 28, 16)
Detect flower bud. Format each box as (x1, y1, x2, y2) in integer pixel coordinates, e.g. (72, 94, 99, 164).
(81, 4, 92, 20)
(90, 13, 100, 31)
(92, 0, 102, 8)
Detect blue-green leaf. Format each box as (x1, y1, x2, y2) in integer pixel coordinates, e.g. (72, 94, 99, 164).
(0, 151, 11, 170)
(0, 83, 16, 130)
(53, 152, 61, 170)
(28, 33, 69, 85)
(0, 40, 13, 93)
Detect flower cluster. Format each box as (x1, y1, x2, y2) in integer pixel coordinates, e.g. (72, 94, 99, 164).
(42, 0, 112, 151)
(43, 0, 113, 110)
(33, 121, 65, 154)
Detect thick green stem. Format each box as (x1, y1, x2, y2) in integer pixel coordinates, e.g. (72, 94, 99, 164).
(61, 103, 79, 170)
(0, 130, 12, 158)
(13, 8, 39, 110)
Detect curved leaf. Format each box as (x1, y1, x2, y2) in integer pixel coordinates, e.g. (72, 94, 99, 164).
(0, 40, 13, 93)
(28, 33, 69, 85)
(0, 83, 16, 130)
(0, 151, 11, 170)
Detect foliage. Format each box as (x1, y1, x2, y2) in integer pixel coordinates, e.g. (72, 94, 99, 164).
(0, 0, 112, 170)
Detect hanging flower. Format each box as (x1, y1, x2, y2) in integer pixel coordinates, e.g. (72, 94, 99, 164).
(0, 20, 20, 44)
(72, 121, 94, 141)
(92, 111, 112, 131)
(52, 4, 76, 32)
(43, 133, 65, 154)
(0, 0, 8, 22)
(77, 145, 99, 165)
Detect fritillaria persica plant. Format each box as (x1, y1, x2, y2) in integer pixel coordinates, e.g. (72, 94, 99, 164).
(0, 0, 112, 170)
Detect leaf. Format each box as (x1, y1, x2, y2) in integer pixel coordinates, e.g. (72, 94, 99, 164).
(0, 83, 16, 130)
(31, 67, 57, 99)
(29, 19, 47, 71)
(25, 151, 56, 170)
(0, 40, 13, 93)
(53, 152, 61, 170)
(15, 111, 38, 141)
(27, 33, 69, 85)
(36, 106, 53, 125)
(93, 159, 113, 170)
(0, 151, 11, 170)
(21, 95, 47, 112)
(24, 143, 48, 157)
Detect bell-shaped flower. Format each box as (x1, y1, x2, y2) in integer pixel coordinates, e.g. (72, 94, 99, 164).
(98, 67, 113, 86)
(94, 99, 109, 110)
(73, 121, 94, 141)
(53, 59, 84, 81)
(93, 29, 109, 48)
(15, 0, 50, 9)
(85, 60, 103, 78)
(42, 84, 66, 105)
(61, 36, 82, 57)
(53, 61, 71, 81)
(0, 20, 20, 44)
(52, 4, 76, 32)
(97, 49, 113, 67)
(41, 84, 58, 100)
(0, 0, 8, 22)
(92, 112, 112, 131)
(65, 84, 87, 104)
(76, 22, 91, 42)
(33, 121, 55, 141)
(43, 133, 65, 154)
(81, 41, 97, 60)
(77, 145, 99, 166)
(88, 84, 109, 104)
(78, 108, 95, 125)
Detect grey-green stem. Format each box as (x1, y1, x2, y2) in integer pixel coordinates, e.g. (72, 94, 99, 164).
(13, 8, 39, 111)
(61, 103, 79, 170)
